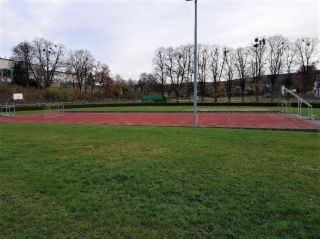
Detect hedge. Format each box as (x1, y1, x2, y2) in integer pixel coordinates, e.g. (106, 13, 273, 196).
(14, 102, 320, 111)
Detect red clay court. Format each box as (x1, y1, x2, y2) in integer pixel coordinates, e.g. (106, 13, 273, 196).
(1, 112, 320, 132)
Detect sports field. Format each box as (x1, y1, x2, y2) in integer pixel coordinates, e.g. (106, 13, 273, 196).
(0, 124, 319, 238)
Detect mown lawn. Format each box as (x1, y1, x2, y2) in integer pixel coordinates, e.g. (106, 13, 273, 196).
(0, 124, 319, 238)
(16, 106, 275, 116)
(65, 105, 279, 112)
(16, 105, 320, 120)
(65, 105, 320, 119)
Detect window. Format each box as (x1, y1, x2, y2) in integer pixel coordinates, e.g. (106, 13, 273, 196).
(2, 69, 12, 78)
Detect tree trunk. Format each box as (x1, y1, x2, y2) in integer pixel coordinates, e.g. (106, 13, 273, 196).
(213, 80, 218, 103)
(255, 77, 259, 103)
(175, 91, 180, 103)
(241, 78, 245, 103)
(270, 77, 275, 103)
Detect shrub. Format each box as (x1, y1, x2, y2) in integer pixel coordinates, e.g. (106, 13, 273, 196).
(46, 87, 69, 102)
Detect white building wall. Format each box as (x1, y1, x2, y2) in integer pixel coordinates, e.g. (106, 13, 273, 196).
(0, 58, 14, 83)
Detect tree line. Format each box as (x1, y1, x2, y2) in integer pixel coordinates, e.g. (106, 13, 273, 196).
(9, 36, 319, 101)
(11, 38, 117, 96)
(149, 35, 319, 102)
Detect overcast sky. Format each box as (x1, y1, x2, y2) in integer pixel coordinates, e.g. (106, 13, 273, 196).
(0, 0, 319, 79)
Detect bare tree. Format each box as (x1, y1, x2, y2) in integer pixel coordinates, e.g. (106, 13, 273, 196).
(235, 47, 249, 102)
(165, 47, 189, 102)
(209, 47, 227, 103)
(172, 46, 192, 102)
(153, 48, 167, 97)
(223, 48, 235, 102)
(198, 45, 209, 102)
(165, 47, 175, 98)
(138, 73, 148, 95)
(67, 49, 95, 92)
(250, 37, 266, 102)
(137, 73, 156, 95)
(87, 72, 95, 95)
(283, 42, 297, 89)
(32, 38, 65, 88)
(114, 74, 127, 98)
(267, 35, 287, 102)
(145, 73, 158, 94)
(95, 62, 112, 96)
(137, 73, 157, 95)
(126, 79, 139, 99)
(185, 45, 194, 102)
(295, 37, 319, 94)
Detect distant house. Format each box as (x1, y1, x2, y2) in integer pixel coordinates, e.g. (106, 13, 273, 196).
(0, 57, 75, 87)
(0, 58, 14, 83)
(51, 71, 75, 87)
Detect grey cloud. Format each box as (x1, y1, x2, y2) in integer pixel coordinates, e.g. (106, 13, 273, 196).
(0, 0, 319, 79)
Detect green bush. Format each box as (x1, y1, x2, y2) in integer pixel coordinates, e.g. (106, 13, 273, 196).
(46, 87, 69, 102)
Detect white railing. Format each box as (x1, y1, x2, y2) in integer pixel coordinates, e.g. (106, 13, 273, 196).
(281, 86, 313, 117)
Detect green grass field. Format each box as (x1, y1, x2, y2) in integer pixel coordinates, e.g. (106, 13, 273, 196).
(16, 105, 278, 115)
(0, 124, 319, 238)
(66, 106, 320, 119)
(66, 105, 279, 112)
(16, 105, 320, 119)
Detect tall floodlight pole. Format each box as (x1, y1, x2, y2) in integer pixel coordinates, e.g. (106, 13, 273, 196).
(186, 0, 198, 128)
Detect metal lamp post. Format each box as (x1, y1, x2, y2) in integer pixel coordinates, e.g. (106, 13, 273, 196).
(186, 0, 198, 128)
